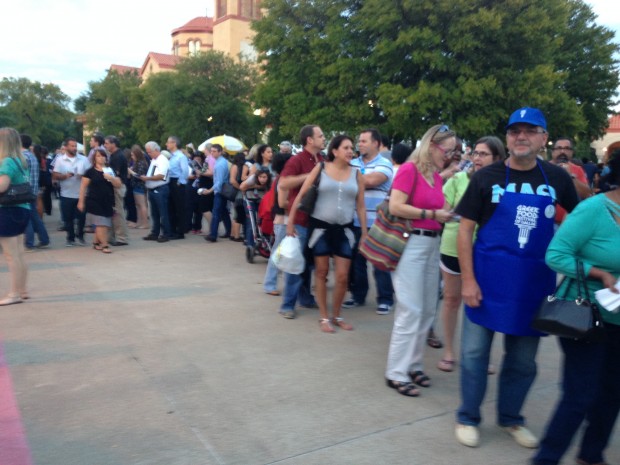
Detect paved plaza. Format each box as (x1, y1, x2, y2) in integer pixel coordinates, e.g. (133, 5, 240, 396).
(1, 205, 619, 465)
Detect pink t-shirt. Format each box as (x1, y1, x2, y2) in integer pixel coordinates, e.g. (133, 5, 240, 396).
(392, 162, 444, 231)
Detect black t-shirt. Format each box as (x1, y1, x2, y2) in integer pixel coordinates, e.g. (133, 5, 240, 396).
(109, 149, 128, 183)
(455, 159, 579, 228)
(85, 168, 115, 217)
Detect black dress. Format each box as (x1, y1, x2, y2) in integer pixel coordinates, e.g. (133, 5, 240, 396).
(85, 167, 115, 218)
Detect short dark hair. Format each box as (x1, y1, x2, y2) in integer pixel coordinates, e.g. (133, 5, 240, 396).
(554, 137, 574, 149)
(168, 135, 181, 148)
(380, 134, 391, 150)
(104, 135, 120, 148)
(91, 133, 104, 146)
(64, 136, 77, 145)
(20, 134, 32, 149)
(272, 152, 292, 174)
(211, 144, 223, 153)
(326, 134, 353, 162)
(473, 136, 507, 160)
(299, 125, 318, 147)
(361, 128, 381, 144)
(391, 143, 412, 165)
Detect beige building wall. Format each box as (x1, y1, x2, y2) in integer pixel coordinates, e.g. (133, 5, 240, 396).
(173, 31, 214, 57)
(213, 0, 259, 60)
(141, 58, 176, 81)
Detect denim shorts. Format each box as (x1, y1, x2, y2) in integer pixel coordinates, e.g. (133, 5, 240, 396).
(311, 228, 353, 259)
(0, 206, 30, 237)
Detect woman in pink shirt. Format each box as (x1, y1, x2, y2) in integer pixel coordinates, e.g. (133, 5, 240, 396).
(384, 124, 456, 397)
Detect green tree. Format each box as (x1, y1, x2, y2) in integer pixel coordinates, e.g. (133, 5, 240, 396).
(82, 69, 142, 146)
(0, 77, 76, 148)
(139, 51, 258, 146)
(252, 0, 619, 143)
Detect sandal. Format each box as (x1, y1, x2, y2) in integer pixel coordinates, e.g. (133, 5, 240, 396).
(93, 242, 102, 250)
(427, 332, 443, 349)
(319, 318, 335, 333)
(101, 246, 112, 254)
(386, 379, 420, 397)
(437, 359, 455, 372)
(331, 317, 353, 331)
(266, 290, 281, 296)
(409, 370, 432, 387)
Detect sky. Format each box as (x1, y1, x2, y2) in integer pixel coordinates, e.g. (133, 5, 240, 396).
(1, 0, 619, 109)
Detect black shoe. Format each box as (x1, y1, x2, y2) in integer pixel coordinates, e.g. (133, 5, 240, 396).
(143, 235, 158, 241)
(170, 234, 185, 240)
(230, 237, 243, 242)
(157, 236, 169, 243)
(111, 241, 128, 246)
(204, 236, 216, 242)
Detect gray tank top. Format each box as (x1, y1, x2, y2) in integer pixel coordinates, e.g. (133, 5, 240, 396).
(312, 166, 358, 225)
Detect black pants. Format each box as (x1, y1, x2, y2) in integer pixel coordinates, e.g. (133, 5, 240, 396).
(168, 179, 187, 237)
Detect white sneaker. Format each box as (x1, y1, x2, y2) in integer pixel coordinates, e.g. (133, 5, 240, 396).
(455, 423, 480, 447)
(502, 425, 539, 448)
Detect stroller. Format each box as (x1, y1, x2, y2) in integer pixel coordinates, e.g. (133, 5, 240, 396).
(243, 192, 274, 263)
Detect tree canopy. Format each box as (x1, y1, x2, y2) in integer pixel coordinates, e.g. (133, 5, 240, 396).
(0, 77, 76, 149)
(252, 0, 619, 144)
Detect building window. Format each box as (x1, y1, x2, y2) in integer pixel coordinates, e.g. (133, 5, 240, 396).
(217, 0, 227, 18)
(195, 40, 201, 53)
(239, 0, 260, 18)
(173, 42, 179, 56)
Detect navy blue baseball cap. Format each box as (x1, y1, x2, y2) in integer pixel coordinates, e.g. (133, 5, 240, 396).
(506, 107, 547, 130)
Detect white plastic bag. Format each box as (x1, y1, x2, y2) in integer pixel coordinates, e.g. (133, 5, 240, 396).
(270, 236, 305, 274)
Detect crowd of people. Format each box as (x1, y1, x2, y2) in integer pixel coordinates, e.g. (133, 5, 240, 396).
(1, 106, 619, 464)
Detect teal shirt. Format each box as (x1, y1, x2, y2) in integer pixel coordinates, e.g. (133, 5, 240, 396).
(440, 172, 470, 257)
(0, 156, 31, 209)
(546, 193, 620, 325)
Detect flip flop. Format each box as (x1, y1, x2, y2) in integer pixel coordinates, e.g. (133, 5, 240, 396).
(437, 359, 455, 372)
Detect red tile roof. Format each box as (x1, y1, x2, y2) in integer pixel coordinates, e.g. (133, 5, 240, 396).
(608, 114, 620, 133)
(140, 52, 183, 75)
(108, 64, 140, 74)
(172, 16, 213, 35)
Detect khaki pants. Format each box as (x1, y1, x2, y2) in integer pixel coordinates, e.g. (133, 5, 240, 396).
(110, 184, 128, 243)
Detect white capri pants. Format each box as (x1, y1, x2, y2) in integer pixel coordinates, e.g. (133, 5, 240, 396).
(385, 233, 440, 382)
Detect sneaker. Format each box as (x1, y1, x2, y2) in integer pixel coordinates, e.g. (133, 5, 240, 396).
(376, 304, 391, 315)
(280, 310, 297, 319)
(342, 298, 362, 308)
(501, 425, 538, 448)
(455, 424, 480, 448)
(76, 238, 86, 246)
(36, 243, 50, 249)
(65, 241, 75, 247)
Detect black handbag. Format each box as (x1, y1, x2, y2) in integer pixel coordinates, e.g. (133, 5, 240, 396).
(531, 260, 605, 341)
(298, 162, 324, 214)
(220, 182, 238, 202)
(0, 158, 35, 206)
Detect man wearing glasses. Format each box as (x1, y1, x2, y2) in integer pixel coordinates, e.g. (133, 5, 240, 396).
(454, 107, 579, 449)
(550, 137, 592, 226)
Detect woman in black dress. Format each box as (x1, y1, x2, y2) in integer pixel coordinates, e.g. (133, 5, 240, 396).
(77, 148, 122, 253)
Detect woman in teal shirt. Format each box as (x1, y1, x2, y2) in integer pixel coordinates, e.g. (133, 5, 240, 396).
(0, 127, 31, 306)
(534, 158, 620, 465)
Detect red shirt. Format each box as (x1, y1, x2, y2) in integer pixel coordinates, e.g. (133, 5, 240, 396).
(280, 149, 322, 227)
(555, 162, 588, 224)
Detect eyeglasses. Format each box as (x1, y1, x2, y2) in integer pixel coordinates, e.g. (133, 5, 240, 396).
(506, 127, 546, 137)
(472, 151, 493, 158)
(552, 146, 573, 151)
(433, 143, 454, 157)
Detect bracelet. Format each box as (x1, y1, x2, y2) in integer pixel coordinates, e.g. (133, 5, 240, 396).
(431, 210, 436, 220)
(420, 209, 426, 220)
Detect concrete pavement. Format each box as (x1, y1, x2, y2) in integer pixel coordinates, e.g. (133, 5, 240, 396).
(0, 205, 618, 465)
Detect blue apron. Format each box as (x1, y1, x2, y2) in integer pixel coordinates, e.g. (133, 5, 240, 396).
(465, 161, 556, 336)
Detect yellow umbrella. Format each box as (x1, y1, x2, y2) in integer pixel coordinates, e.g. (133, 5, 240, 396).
(198, 135, 247, 155)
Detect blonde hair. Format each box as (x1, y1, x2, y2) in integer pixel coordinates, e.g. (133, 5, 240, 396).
(409, 124, 456, 179)
(0, 127, 27, 168)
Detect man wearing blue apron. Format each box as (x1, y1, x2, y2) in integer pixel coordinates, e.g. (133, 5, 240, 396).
(453, 108, 579, 449)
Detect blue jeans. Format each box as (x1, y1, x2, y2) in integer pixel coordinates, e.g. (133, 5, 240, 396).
(349, 226, 394, 305)
(25, 200, 50, 247)
(148, 185, 171, 237)
(280, 224, 314, 312)
(533, 336, 607, 464)
(457, 315, 540, 426)
(210, 193, 231, 239)
(263, 223, 285, 292)
(60, 197, 85, 242)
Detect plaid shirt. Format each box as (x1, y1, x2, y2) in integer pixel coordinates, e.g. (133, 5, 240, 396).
(22, 150, 39, 196)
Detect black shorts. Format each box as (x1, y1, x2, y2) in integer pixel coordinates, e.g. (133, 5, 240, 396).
(440, 253, 460, 275)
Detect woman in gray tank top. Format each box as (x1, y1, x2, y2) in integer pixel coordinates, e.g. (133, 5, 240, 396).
(287, 135, 366, 333)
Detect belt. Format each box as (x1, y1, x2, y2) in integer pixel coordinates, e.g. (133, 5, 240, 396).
(411, 228, 440, 238)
